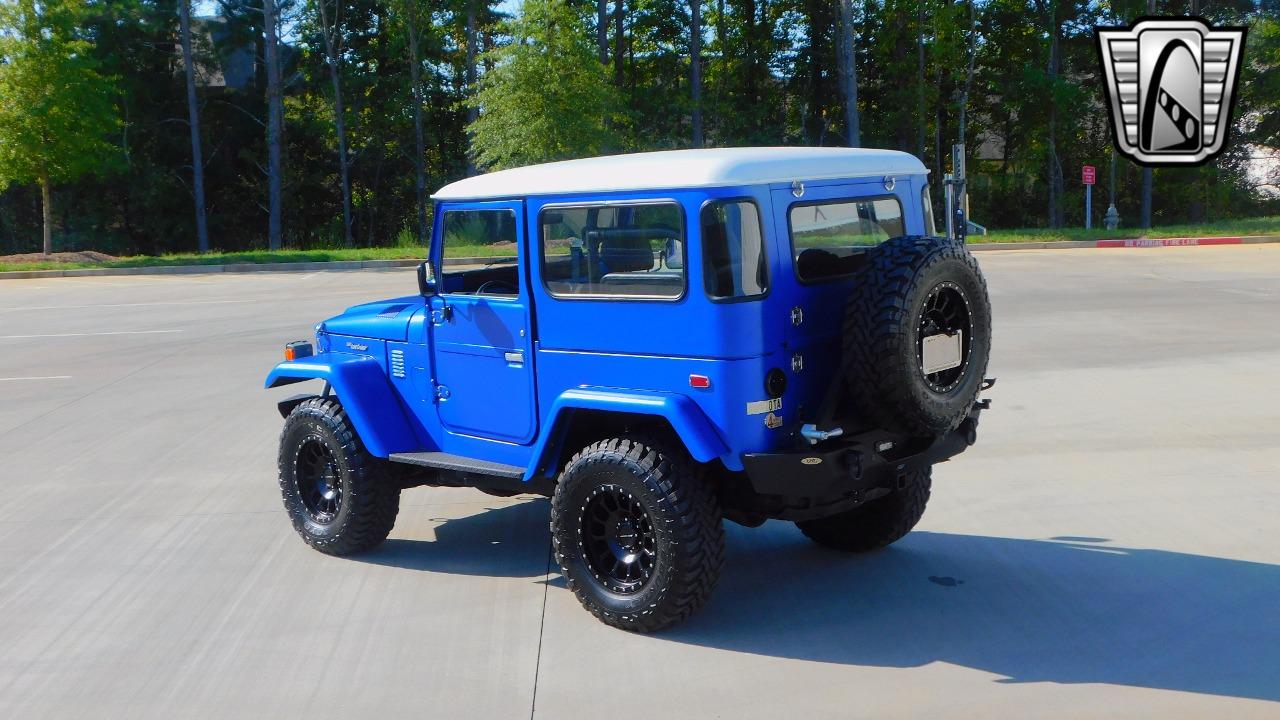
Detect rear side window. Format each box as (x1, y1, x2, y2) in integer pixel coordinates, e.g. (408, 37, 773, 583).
(789, 196, 905, 282)
(540, 202, 684, 299)
(701, 200, 767, 300)
(922, 186, 937, 236)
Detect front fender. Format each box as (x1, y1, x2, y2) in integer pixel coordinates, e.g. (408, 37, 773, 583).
(528, 388, 735, 479)
(265, 353, 418, 458)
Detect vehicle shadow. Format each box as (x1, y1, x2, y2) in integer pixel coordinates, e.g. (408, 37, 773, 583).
(351, 497, 550, 578)
(665, 526, 1280, 703)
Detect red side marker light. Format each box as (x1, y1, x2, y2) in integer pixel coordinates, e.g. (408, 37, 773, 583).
(689, 374, 711, 389)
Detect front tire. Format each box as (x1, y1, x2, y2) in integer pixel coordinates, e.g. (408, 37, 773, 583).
(795, 467, 931, 552)
(278, 397, 400, 555)
(550, 436, 725, 632)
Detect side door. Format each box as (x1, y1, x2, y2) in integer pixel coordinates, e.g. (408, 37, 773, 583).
(428, 201, 538, 445)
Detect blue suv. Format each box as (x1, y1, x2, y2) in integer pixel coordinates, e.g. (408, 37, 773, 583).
(266, 148, 993, 631)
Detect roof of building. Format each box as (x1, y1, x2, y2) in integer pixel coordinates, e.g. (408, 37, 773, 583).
(432, 147, 929, 200)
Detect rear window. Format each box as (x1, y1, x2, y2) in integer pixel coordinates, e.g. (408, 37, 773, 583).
(540, 202, 684, 299)
(789, 196, 905, 282)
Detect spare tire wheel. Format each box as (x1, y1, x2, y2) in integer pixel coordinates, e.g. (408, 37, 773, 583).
(842, 236, 991, 435)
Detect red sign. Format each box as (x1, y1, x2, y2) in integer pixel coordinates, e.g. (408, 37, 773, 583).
(1082, 165, 1097, 185)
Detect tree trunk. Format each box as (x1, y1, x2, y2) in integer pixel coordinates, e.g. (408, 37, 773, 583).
(597, 0, 609, 64)
(690, 0, 703, 147)
(318, 0, 354, 247)
(837, 0, 860, 147)
(1140, 0, 1155, 229)
(465, 0, 478, 176)
(40, 173, 52, 256)
(264, 0, 283, 250)
(1045, 1, 1064, 228)
(916, 2, 925, 161)
(407, 11, 427, 247)
(179, 0, 210, 253)
(957, 0, 977, 146)
(613, 0, 625, 88)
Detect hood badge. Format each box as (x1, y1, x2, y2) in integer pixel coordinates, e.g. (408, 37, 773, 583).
(346, 342, 369, 352)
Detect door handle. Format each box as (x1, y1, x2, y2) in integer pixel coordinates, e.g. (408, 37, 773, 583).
(504, 351, 524, 364)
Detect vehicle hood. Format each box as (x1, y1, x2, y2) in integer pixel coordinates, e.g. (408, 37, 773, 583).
(319, 296, 424, 342)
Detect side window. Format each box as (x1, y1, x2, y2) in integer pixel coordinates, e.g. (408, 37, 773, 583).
(701, 200, 767, 300)
(541, 202, 684, 299)
(922, 186, 937, 236)
(789, 196, 905, 282)
(440, 209, 519, 296)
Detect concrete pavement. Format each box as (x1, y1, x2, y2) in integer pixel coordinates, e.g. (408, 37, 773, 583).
(0, 246, 1277, 718)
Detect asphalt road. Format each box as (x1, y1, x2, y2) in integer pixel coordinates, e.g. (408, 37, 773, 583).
(1, 246, 1277, 719)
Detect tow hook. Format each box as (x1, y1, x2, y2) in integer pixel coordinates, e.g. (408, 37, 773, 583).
(800, 424, 844, 445)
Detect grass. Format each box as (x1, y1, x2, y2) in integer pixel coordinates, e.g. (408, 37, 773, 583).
(3, 216, 1277, 273)
(0, 243, 512, 273)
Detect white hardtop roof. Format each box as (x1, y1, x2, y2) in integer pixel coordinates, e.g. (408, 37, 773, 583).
(432, 147, 928, 201)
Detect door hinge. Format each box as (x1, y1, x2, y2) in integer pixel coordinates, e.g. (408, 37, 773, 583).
(434, 384, 451, 400)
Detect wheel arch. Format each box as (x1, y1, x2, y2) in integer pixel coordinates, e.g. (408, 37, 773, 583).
(527, 388, 734, 480)
(266, 353, 418, 458)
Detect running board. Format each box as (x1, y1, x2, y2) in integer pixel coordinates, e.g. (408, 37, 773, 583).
(388, 451, 525, 479)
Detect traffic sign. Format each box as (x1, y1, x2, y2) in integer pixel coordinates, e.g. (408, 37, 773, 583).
(1082, 165, 1097, 185)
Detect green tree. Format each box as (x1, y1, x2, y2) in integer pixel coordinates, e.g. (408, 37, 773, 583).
(467, 0, 622, 170)
(0, 0, 119, 255)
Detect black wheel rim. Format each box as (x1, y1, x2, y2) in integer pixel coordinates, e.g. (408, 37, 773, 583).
(295, 436, 342, 524)
(578, 484, 657, 594)
(917, 281, 973, 393)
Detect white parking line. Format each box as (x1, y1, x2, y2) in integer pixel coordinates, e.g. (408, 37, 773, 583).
(0, 299, 254, 312)
(0, 330, 184, 340)
(0, 376, 72, 382)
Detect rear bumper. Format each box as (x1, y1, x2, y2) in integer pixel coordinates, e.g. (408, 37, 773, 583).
(740, 407, 982, 504)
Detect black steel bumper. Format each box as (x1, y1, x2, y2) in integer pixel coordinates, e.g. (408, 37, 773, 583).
(740, 406, 983, 502)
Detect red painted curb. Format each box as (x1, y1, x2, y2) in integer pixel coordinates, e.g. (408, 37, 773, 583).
(1095, 236, 1243, 248)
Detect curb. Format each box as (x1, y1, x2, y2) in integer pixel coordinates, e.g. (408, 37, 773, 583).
(968, 234, 1279, 251)
(2, 238, 1276, 280)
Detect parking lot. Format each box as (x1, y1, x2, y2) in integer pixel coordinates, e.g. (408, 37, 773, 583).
(1, 245, 1277, 719)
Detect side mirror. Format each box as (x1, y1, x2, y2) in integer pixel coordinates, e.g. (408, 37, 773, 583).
(417, 261, 438, 296)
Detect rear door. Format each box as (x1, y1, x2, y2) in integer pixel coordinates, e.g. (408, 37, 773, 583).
(428, 201, 538, 444)
(768, 181, 914, 418)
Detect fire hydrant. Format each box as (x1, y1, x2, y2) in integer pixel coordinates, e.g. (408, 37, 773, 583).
(1104, 204, 1120, 230)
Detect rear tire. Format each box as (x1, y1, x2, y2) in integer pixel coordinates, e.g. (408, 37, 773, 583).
(278, 397, 400, 555)
(550, 436, 725, 632)
(795, 467, 931, 552)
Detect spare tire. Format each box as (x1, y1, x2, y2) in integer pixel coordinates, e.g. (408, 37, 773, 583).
(842, 236, 991, 435)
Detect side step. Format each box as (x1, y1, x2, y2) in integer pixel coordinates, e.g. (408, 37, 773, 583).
(388, 451, 525, 480)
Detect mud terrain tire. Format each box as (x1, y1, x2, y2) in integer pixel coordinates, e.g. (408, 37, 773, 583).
(844, 236, 991, 435)
(279, 397, 400, 555)
(551, 436, 725, 633)
(796, 467, 932, 552)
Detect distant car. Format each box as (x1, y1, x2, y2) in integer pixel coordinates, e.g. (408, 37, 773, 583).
(266, 148, 994, 632)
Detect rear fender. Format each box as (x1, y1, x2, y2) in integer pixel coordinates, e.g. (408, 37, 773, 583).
(265, 353, 418, 458)
(528, 388, 735, 479)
